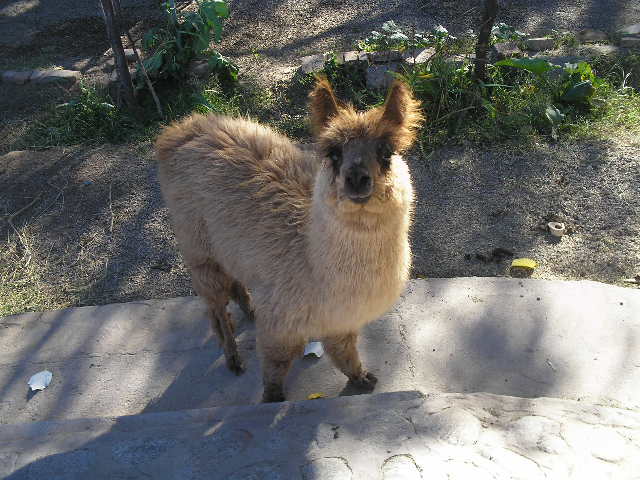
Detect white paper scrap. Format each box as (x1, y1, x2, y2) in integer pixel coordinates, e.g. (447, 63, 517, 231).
(28, 370, 53, 391)
(303, 341, 324, 358)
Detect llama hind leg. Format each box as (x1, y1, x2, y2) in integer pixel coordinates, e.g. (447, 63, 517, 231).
(230, 280, 255, 322)
(259, 335, 305, 402)
(323, 332, 378, 391)
(191, 260, 244, 375)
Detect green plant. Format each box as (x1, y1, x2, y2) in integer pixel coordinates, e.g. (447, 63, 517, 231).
(491, 23, 526, 44)
(357, 22, 456, 53)
(140, 0, 237, 84)
(22, 83, 138, 146)
(549, 29, 579, 48)
(322, 53, 382, 110)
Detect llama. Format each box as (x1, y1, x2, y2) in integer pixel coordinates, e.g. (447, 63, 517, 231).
(156, 77, 422, 402)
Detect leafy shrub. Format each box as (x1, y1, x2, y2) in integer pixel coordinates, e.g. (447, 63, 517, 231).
(357, 21, 456, 53)
(491, 23, 526, 44)
(140, 0, 237, 85)
(25, 83, 137, 146)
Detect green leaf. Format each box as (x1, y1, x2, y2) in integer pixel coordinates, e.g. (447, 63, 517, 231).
(560, 80, 595, 103)
(495, 58, 557, 76)
(143, 52, 163, 73)
(143, 28, 159, 50)
(545, 105, 565, 125)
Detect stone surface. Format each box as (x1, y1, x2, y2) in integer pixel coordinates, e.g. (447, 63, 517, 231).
(341, 51, 368, 63)
(580, 44, 622, 56)
(367, 50, 402, 64)
(577, 29, 609, 43)
(0, 70, 32, 85)
(2, 391, 640, 479)
(402, 48, 435, 65)
(618, 23, 640, 36)
(29, 69, 79, 85)
(300, 54, 326, 74)
(491, 41, 521, 60)
(123, 48, 138, 62)
(534, 54, 588, 66)
(366, 63, 399, 89)
(188, 59, 211, 79)
(620, 36, 640, 48)
(526, 37, 556, 51)
(1, 278, 640, 425)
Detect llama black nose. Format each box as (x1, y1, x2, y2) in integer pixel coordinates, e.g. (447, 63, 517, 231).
(345, 168, 372, 199)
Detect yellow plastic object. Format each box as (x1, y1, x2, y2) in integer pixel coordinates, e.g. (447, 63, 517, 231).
(511, 258, 538, 270)
(307, 392, 326, 400)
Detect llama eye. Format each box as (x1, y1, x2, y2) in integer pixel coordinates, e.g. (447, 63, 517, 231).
(377, 142, 393, 170)
(327, 146, 342, 167)
(377, 142, 392, 159)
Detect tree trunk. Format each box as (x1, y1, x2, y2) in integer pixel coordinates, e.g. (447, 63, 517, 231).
(474, 0, 499, 82)
(100, 0, 136, 109)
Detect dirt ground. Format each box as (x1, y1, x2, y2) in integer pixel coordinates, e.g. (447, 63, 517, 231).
(1, 1, 640, 314)
(2, 135, 639, 314)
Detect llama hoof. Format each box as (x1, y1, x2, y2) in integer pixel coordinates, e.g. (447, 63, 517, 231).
(262, 385, 285, 403)
(349, 371, 378, 392)
(226, 354, 245, 375)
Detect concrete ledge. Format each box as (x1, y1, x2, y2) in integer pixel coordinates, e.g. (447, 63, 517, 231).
(1, 391, 639, 479)
(1, 278, 639, 425)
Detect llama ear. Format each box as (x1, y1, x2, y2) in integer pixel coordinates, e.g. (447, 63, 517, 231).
(381, 80, 418, 127)
(309, 75, 341, 134)
(380, 80, 423, 151)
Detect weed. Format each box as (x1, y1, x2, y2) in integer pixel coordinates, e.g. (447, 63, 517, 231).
(491, 22, 526, 45)
(139, 0, 237, 87)
(19, 83, 139, 147)
(549, 29, 579, 49)
(357, 21, 457, 54)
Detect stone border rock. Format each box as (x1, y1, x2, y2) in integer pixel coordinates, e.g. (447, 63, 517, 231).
(1, 68, 80, 86)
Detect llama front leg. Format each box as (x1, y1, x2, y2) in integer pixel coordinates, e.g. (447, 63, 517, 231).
(259, 336, 305, 403)
(323, 332, 378, 391)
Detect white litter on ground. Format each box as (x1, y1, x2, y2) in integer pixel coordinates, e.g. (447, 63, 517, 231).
(28, 370, 53, 391)
(303, 341, 324, 358)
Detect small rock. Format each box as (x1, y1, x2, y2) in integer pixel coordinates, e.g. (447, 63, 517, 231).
(526, 37, 555, 51)
(300, 53, 326, 74)
(366, 63, 399, 89)
(535, 54, 587, 66)
(446, 53, 475, 68)
(341, 51, 368, 63)
(618, 23, 640, 36)
(30, 69, 80, 85)
(402, 47, 435, 65)
(491, 41, 521, 60)
(188, 60, 211, 79)
(620, 36, 640, 48)
(577, 29, 609, 43)
(367, 50, 402, 64)
(1, 70, 32, 85)
(102, 59, 115, 73)
(108, 69, 137, 85)
(123, 48, 138, 62)
(581, 44, 621, 56)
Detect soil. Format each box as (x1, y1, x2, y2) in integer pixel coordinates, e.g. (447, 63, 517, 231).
(1, 1, 639, 313)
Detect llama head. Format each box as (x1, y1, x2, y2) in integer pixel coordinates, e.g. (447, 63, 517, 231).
(309, 76, 423, 206)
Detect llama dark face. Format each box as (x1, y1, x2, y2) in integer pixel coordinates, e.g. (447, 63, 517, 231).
(325, 137, 393, 204)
